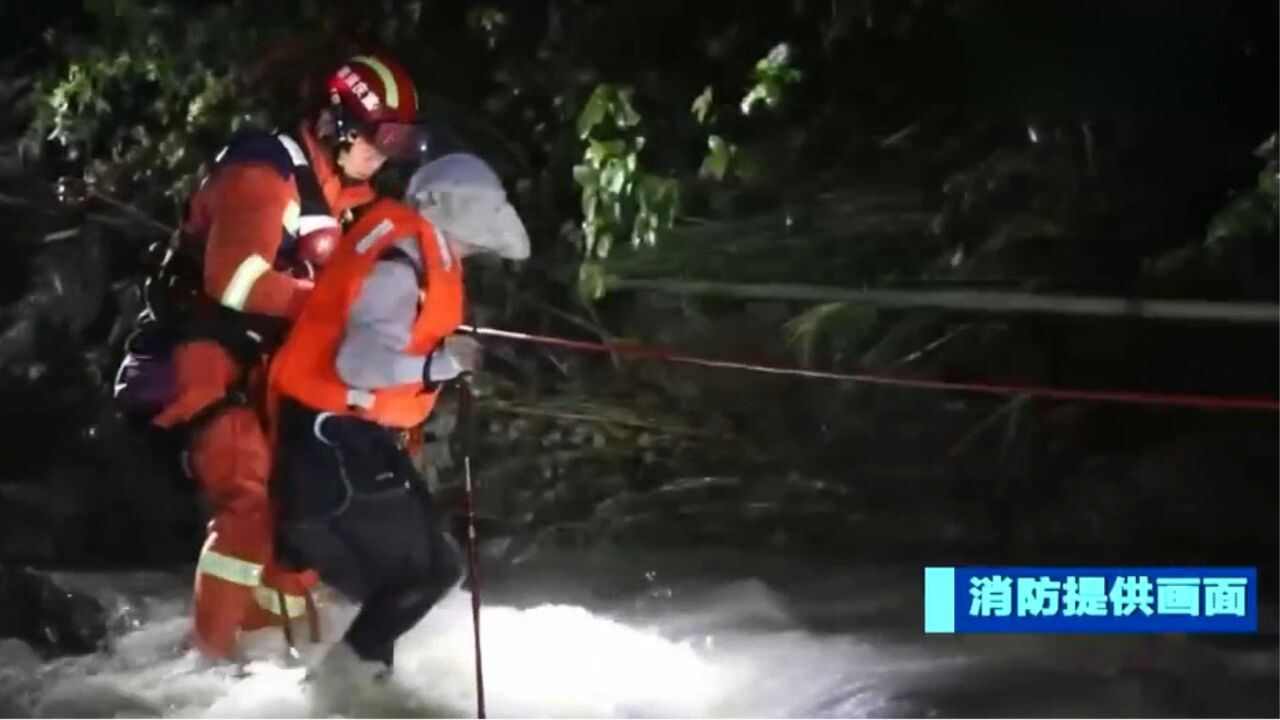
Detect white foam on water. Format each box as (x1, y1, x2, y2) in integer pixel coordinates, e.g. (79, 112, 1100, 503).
(17, 590, 726, 717)
(15, 568, 1272, 718)
(392, 591, 724, 718)
(19, 576, 937, 719)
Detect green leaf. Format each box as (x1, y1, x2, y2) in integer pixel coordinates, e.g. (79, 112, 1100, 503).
(1206, 193, 1274, 247)
(1253, 132, 1277, 159)
(691, 86, 714, 125)
(740, 85, 769, 115)
(586, 139, 626, 165)
(612, 87, 641, 127)
(699, 134, 735, 181)
(652, 177, 680, 224)
(595, 231, 613, 259)
(571, 163, 597, 189)
(741, 42, 802, 115)
(784, 302, 879, 367)
(577, 85, 611, 139)
(581, 185, 598, 222)
(578, 261, 607, 302)
(756, 42, 792, 74)
(606, 197, 623, 225)
(1257, 163, 1278, 199)
(600, 160, 627, 194)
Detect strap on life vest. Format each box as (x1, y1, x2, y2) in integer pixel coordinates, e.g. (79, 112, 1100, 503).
(165, 353, 257, 454)
(375, 243, 450, 401)
(144, 131, 335, 337)
(378, 245, 425, 285)
(372, 245, 430, 457)
(200, 131, 332, 240)
(272, 134, 333, 241)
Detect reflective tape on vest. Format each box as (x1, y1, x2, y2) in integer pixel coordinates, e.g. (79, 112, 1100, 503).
(433, 226, 454, 271)
(346, 388, 376, 410)
(253, 586, 309, 619)
(276, 134, 308, 167)
(283, 200, 301, 236)
(221, 254, 272, 311)
(196, 548, 264, 587)
(355, 218, 395, 254)
(299, 214, 339, 235)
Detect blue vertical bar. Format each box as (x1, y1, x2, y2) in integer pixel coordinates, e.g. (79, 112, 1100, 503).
(924, 566, 956, 633)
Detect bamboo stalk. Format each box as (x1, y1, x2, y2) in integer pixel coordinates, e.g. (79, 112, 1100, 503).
(604, 277, 1280, 325)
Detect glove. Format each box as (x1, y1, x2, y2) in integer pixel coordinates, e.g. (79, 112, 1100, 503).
(444, 334, 483, 374)
(423, 334, 483, 386)
(297, 226, 341, 268)
(283, 227, 341, 281)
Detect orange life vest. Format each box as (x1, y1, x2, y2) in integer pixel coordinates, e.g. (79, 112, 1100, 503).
(269, 198, 464, 429)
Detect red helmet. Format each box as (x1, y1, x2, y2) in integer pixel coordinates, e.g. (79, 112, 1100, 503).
(325, 53, 428, 159)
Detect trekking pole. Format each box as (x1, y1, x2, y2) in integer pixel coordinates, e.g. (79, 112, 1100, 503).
(457, 374, 487, 718)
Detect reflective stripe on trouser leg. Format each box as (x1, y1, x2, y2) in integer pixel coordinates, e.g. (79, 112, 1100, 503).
(253, 585, 309, 619)
(185, 401, 275, 660)
(192, 530, 266, 659)
(197, 545, 265, 587)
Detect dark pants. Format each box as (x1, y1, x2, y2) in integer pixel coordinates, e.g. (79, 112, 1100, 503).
(271, 397, 463, 667)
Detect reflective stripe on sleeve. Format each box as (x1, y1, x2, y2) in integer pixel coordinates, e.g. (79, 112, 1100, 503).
(220, 254, 272, 311)
(283, 200, 301, 236)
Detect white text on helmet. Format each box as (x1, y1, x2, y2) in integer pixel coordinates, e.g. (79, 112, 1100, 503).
(337, 66, 381, 113)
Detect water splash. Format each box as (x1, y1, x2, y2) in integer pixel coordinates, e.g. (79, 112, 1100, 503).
(25, 589, 732, 718)
(11, 562, 1278, 718)
(395, 593, 722, 717)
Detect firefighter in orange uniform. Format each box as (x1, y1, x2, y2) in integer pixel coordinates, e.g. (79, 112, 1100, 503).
(149, 52, 429, 662)
(268, 153, 529, 692)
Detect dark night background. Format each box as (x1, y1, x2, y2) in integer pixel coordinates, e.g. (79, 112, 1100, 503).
(0, 0, 1275, 703)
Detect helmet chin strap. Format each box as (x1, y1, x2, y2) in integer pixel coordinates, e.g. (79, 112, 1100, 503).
(331, 136, 373, 186)
(317, 106, 366, 185)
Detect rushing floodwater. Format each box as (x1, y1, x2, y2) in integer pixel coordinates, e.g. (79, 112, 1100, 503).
(2, 547, 1276, 718)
